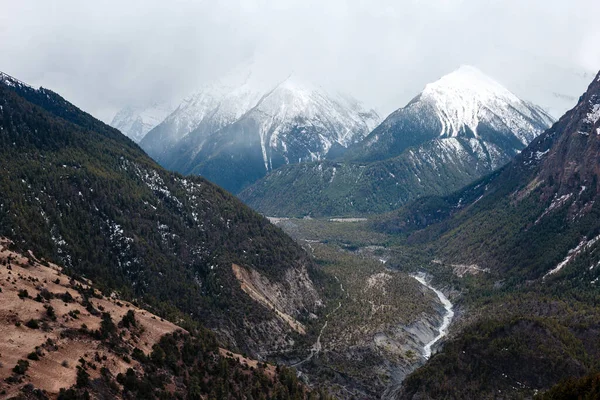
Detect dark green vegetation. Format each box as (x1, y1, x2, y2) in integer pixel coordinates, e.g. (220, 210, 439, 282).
(239, 126, 551, 218)
(537, 372, 600, 400)
(0, 73, 325, 355)
(56, 330, 333, 400)
(239, 142, 486, 217)
(383, 71, 600, 398)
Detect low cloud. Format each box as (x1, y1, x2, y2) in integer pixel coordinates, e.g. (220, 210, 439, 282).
(1, 0, 598, 121)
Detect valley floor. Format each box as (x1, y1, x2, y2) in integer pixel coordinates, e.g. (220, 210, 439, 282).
(268, 218, 460, 398)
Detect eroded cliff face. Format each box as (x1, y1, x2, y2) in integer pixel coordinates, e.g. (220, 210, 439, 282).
(231, 263, 323, 354)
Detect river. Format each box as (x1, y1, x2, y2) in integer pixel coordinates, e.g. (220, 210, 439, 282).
(411, 274, 454, 359)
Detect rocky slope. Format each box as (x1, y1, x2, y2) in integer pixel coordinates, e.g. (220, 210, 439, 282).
(240, 66, 553, 217)
(140, 66, 380, 193)
(0, 71, 326, 358)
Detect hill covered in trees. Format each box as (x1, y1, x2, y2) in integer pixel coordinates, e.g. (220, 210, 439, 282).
(0, 71, 327, 358)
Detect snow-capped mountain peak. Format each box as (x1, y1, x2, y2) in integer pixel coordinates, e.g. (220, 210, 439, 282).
(348, 65, 554, 166)
(424, 65, 518, 105)
(241, 74, 380, 170)
(420, 65, 554, 143)
(142, 67, 286, 150)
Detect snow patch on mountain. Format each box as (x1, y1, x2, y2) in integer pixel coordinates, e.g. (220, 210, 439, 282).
(544, 234, 600, 278)
(586, 103, 600, 124)
(0, 71, 32, 89)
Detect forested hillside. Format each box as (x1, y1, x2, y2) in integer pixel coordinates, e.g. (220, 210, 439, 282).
(0, 72, 327, 357)
(0, 238, 331, 399)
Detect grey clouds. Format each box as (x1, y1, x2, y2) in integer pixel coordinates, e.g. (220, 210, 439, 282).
(1, 0, 599, 122)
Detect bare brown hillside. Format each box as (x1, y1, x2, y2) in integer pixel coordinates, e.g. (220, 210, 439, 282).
(0, 238, 331, 400)
(0, 238, 179, 398)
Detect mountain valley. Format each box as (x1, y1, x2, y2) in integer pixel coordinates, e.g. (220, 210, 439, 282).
(1, 61, 599, 400)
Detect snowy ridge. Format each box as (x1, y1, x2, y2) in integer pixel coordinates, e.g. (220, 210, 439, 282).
(171, 68, 280, 141)
(421, 66, 554, 145)
(354, 65, 554, 166)
(138, 65, 284, 153)
(248, 75, 380, 170)
(0, 71, 33, 89)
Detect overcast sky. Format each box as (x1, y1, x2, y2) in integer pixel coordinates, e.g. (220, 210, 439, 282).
(1, 0, 599, 122)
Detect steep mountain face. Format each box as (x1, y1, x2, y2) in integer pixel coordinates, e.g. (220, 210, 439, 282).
(140, 68, 379, 193)
(348, 65, 553, 163)
(110, 102, 175, 143)
(380, 70, 600, 399)
(381, 70, 600, 276)
(240, 66, 553, 217)
(0, 71, 325, 357)
(140, 68, 274, 166)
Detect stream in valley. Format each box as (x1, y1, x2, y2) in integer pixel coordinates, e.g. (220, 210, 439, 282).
(411, 274, 454, 359)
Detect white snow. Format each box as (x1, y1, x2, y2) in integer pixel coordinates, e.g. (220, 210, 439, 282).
(544, 234, 600, 278)
(138, 62, 380, 171)
(420, 65, 553, 144)
(586, 103, 600, 125)
(536, 193, 573, 223)
(534, 149, 550, 160)
(330, 167, 337, 183)
(0, 72, 32, 89)
(248, 74, 380, 171)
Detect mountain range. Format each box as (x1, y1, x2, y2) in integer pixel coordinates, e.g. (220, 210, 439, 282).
(5, 58, 599, 399)
(240, 66, 554, 216)
(136, 66, 380, 193)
